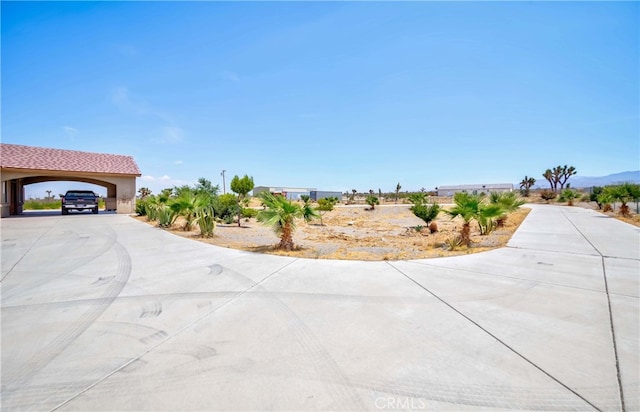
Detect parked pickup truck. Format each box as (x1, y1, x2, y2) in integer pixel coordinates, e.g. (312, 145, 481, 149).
(61, 190, 99, 215)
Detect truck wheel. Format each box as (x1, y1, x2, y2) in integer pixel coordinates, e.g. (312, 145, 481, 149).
(62, 209, 67, 215)
(93, 207, 99, 214)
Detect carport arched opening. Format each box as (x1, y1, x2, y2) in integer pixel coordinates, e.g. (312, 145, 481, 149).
(21, 176, 118, 212)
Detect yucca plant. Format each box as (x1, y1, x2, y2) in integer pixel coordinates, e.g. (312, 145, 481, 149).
(196, 205, 216, 237)
(157, 203, 178, 228)
(257, 192, 304, 250)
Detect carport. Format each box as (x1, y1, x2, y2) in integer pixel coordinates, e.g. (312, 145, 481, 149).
(0, 143, 141, 217)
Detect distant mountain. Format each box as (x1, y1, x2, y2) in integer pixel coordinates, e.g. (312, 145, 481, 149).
(566, 171, 640, 188)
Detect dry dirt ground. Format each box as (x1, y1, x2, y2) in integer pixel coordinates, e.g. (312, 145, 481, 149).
(137, 205, 531, 261)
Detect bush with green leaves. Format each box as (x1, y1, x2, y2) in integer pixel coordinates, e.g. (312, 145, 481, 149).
(365, 195, 379, 210)
(241, 207, 259, 219)
(316, 197, 338, 225)
(213, 193, 240, 222)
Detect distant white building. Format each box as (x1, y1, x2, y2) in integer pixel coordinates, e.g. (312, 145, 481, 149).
(436, 183, 513, 197)
(253, 186, 316, 200)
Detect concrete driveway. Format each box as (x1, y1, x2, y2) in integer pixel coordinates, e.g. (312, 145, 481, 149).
(1, 205, 638, 411)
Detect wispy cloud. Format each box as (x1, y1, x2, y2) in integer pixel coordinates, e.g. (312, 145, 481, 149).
(221, 70, 240, 82)
(174, 160, 184, 165)
(110, 86, 184, 144)
(151, 126, 184, 144)
(63, 126, 79, 138)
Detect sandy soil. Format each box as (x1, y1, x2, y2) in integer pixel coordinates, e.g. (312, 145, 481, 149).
(137, 204, 531, 261)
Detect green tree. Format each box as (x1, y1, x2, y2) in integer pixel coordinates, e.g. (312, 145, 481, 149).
(194, 177, 219, 200)
(519, 176, 535, 197)
(230, 175, 255, 227)
(257, 192, 304, 250)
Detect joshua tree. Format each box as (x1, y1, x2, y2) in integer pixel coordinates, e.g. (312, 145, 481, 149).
(257, 192, 304, 250)
(366, 192, 379, 210)
(138, 187, 152, 199)
(395, 183, 401, 203)
(519, 176, 536, 197)
(543, 165, 577, 192)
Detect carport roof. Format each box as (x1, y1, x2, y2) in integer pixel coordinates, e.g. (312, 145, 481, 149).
(0, 143, 141, 176)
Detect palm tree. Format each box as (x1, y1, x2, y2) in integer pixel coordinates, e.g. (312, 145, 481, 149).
(170, 190, 205, 231)
(490, 191, 524, 226)
(446, 192, 503, 246)
(257, 192, 304, 250)
(300, 195, 319, 223)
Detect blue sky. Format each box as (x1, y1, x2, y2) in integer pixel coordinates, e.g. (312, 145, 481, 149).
(2, 1, 638, 198)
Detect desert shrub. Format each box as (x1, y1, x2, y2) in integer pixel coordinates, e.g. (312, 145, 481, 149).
(241, 207, 258, 219)
(365, 195, 379, 210)
(23, 200, 61, 210)
(414, 225, 424, 233)
(580, 194, 591, 202)
(540, 190, 556, 203)
(223, 215, 235, 224)
(445, 235, 463, 251)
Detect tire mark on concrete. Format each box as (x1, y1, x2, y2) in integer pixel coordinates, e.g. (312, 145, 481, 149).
(211, 264, 366, 411)
(5, 240, 132, 407)
(2, 225, 118, 302)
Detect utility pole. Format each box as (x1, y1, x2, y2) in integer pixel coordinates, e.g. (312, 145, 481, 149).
(221, 170, 226, 194)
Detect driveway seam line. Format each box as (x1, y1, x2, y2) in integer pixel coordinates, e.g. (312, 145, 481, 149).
(48, 258, 299, 412)
(560, 211, 626, 412)
(1, 219, 59, 282)
(386, 261, 602, 412)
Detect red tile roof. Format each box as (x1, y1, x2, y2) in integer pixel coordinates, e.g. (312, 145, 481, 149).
(0, 143, 141, 176)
